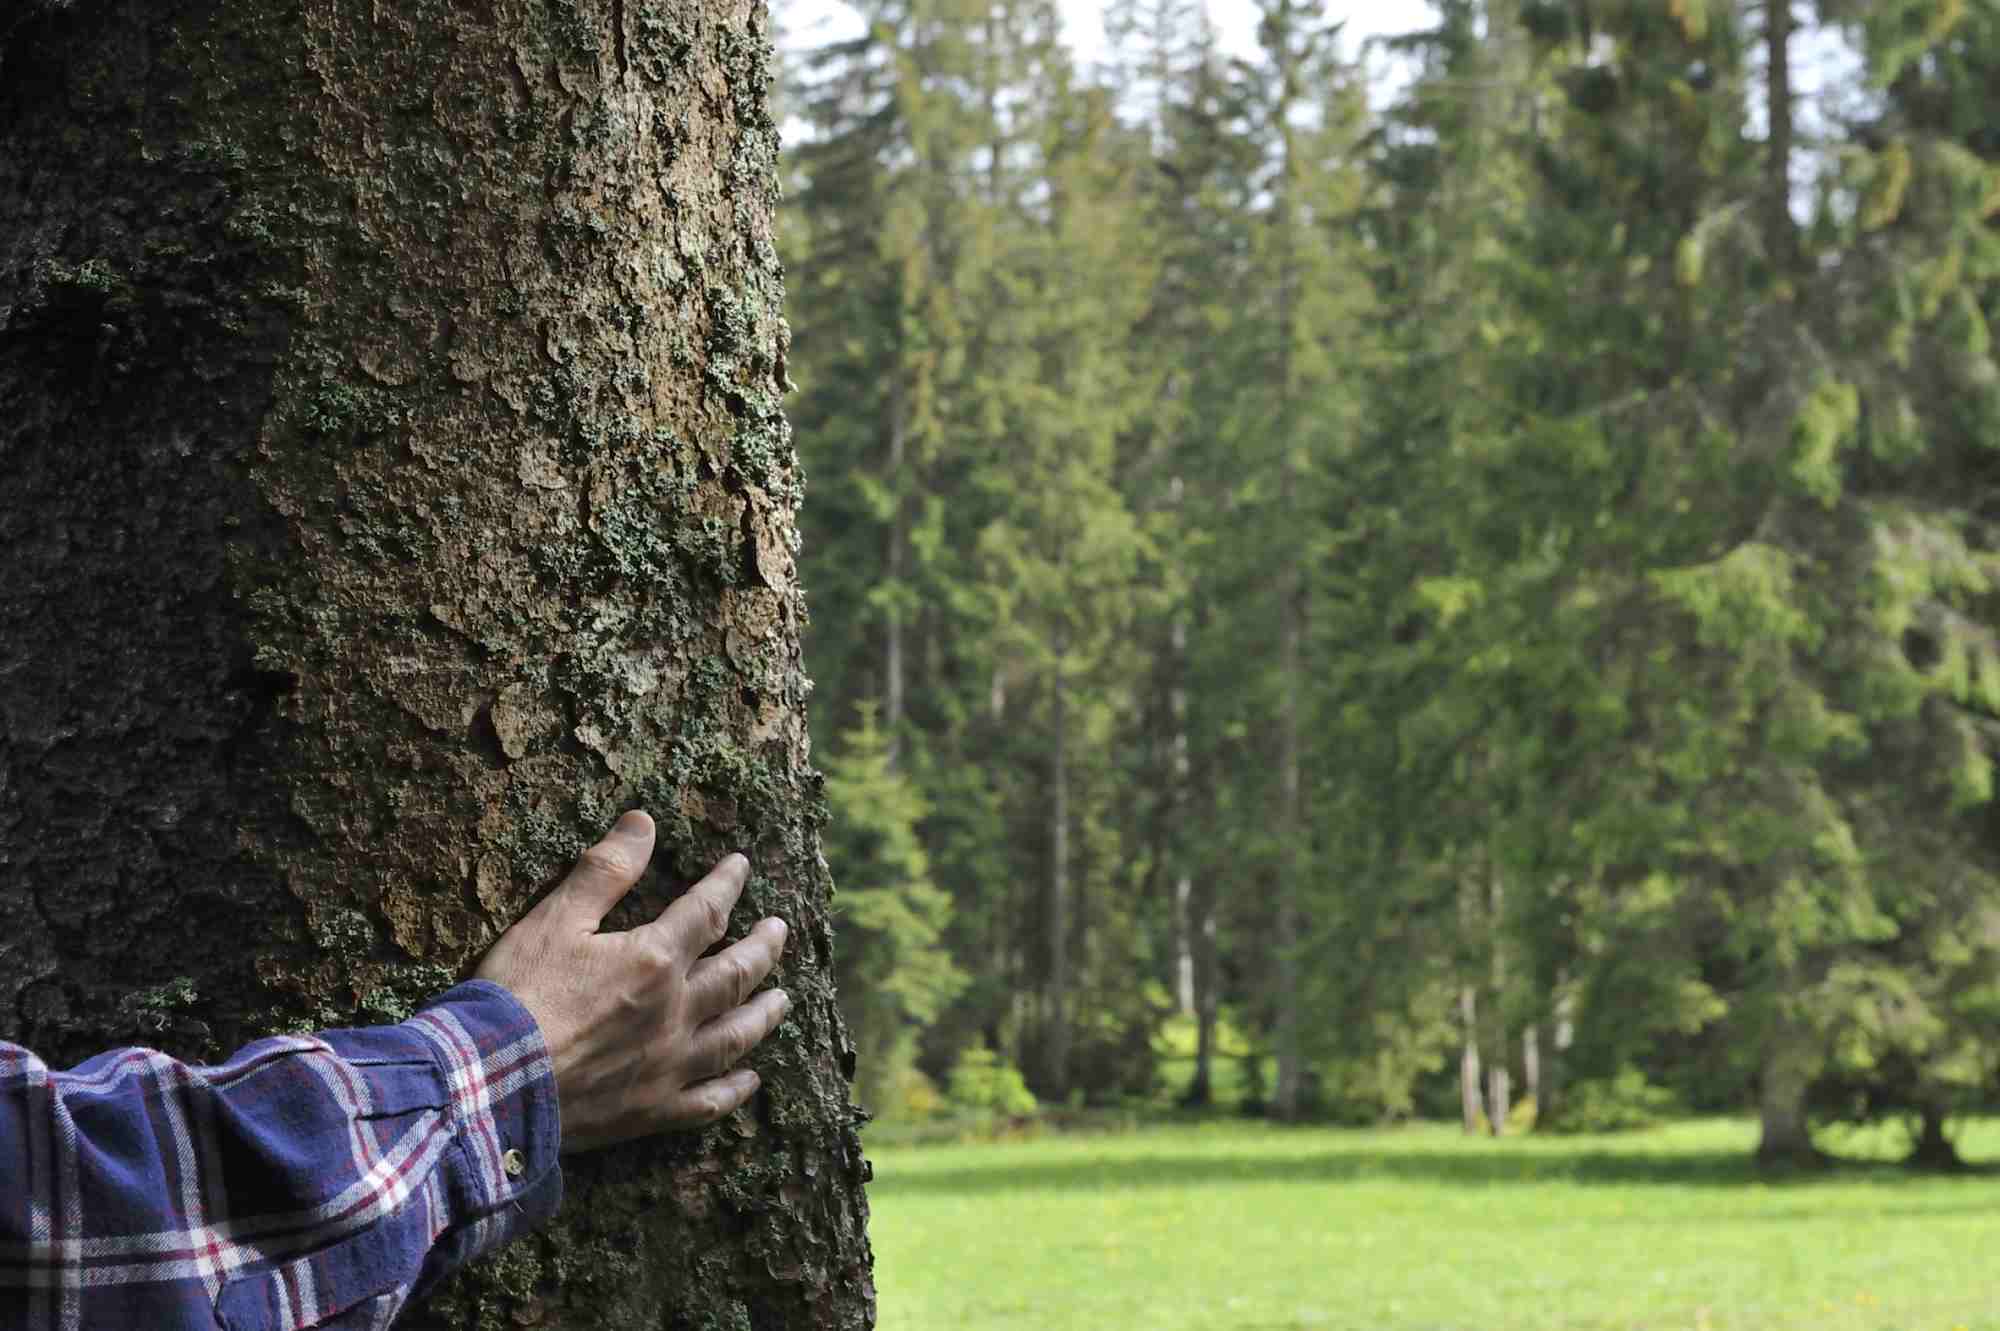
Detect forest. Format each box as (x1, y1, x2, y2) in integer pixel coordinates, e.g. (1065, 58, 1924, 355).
(776, 0, 2000, 1165)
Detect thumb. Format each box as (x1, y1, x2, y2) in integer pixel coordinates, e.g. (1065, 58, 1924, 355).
(553, 810, 656, 928)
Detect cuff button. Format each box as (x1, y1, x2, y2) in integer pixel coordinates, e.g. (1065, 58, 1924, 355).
(502, 1148, 526, 1179)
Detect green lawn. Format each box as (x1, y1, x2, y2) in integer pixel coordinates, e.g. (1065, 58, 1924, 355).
(866, 1118, 2000, 1331)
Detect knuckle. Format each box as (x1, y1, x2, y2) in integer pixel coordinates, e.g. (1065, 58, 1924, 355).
(722, 1023, 754, 1067)
(680, 1084, 725, 1124)
(637, 935, 675, 974)
(697, 892, 731, 941)
(725, 954, 755, 999)
(578, 844, 632, 880)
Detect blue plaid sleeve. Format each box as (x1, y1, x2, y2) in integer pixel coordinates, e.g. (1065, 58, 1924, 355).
(0, 979, 562, 1331)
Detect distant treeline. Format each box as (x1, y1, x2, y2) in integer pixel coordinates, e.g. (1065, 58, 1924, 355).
(779, 0, 2000, 1163)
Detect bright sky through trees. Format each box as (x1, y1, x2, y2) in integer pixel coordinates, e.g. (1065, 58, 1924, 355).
(778, 0, 1441, 95)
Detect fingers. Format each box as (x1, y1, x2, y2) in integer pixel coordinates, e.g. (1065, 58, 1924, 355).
(684, 917, 787, 1018)
(551, 810, 657, 928)
(671, 1068, 763, 1127)
(688, 988, 790, 1082)
(646, 852, 751, 956)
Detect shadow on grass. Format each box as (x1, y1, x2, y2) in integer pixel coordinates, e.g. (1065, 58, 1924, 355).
(868, 1140, 2000, 1201)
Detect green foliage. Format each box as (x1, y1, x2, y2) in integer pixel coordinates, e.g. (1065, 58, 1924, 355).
(821, 705, 965, 1115)
(1540, 1068, 1682, 1134)
(782, 0, 2000, 1149)
(944, 1043, 1039, 1119)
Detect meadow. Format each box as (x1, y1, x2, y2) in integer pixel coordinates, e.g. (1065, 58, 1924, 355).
(866, 1119, 2000, 1331)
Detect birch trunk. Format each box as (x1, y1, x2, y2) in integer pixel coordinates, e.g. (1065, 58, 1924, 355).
(1459, 985, 1483, 1135)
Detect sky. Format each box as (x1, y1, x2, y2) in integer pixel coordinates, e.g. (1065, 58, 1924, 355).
(776, 0, 1442, 94)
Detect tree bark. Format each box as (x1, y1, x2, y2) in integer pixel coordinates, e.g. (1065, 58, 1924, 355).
(1522, 1023, 1540, 1111)
(0, 3, 873, 1328)
(1459, 985, 1483, 1135)
(1169, 607, 1196, 1018)
(1765, 0, 1799, 272)
(1907, 1100, 1963, 1171)
(1040, 642, 1072, 1099)
(1184, 727, 1220, 1109)
(883, 391, 907, 764)
(1540, 984, 1575, 1129)
(1484, 874, 1508, 1136)
(1756, 1035, 1824, 1167)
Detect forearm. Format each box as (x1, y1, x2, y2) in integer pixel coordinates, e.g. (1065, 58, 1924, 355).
(0, 981, 560, 1331)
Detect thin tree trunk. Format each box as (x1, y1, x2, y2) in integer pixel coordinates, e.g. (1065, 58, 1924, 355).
(1186, 731, 1220, 1109)
(1485, 874, 1509, 1136)
(1170, 611, 1196, 1018)
(1487, 1062, 1512, 1138)
(1766, 0, 1798, 270)
(1538, 985, 1575, 1130)
(1042, 643, 1072, 1099)
(1523, 1024, 1541, 1111)
(0, 4, 872, 1327)
(1266, 0, 1308, 1125)
(1272, 562, 1305, 1120)
(1460, 985, 1484, 1135)
(884, 392, 908, 763)
(1188, 922, 1219, 1107)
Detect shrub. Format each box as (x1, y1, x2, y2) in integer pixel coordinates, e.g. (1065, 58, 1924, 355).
(945, 1043, 1039, 1119)
(1541, 1067, 1679, 1133)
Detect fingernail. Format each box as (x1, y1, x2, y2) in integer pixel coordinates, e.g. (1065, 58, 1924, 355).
(613, 810, 652, 839)
(727, 852, 750, 877)
(767, 917, 788, 944)
(746, 1070, 762, 1090)
(776, 989, 791, 1016)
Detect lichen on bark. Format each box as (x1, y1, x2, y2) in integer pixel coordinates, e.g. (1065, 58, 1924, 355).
(0, 1, 873, 1327)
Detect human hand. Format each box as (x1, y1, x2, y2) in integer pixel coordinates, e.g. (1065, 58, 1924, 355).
(474, 810, 789, 1153)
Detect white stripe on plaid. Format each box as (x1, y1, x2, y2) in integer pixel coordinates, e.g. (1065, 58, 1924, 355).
(54, 1058, 81, 1331)
(0, 1112, 452, 1272)
(410, 1009, 521, 1204)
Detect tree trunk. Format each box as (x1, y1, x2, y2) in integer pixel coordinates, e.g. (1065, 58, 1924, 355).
(1756, 1035, 1824, 1168)
(0, 4, 873, 1328)
(1907, 1101, 1963, 1171)
(1459, 985, 1483, 1135)
(1486, 1062, 1511, 1139)
(1041, 646, 1072, 1099)
(1522, 1023, 1540, 1111)
(1765, 0, 1799, 271)
(1485, 874, 1508, 1136)
(883, 392, 908, 764)
(1169, 611, 1195, 1018)
(1270, 487, 1305, 1121)
(1537, 984, 1575, 1130)
(1185, 733, 1220, 1109)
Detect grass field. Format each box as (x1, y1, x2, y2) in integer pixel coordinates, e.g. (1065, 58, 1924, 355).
(867, 1118, 2000, 1331)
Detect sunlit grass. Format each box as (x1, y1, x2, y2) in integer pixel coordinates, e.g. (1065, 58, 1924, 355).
(867, 1118, 2000, 1330)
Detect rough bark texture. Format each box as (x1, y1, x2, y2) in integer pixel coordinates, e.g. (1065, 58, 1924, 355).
(0, 3, 874, 1328)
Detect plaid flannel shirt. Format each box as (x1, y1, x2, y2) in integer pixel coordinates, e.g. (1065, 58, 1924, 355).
(0, 980, 562, 1331)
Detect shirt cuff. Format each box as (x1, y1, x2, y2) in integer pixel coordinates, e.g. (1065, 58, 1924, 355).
(406, 980, 563, 1263)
